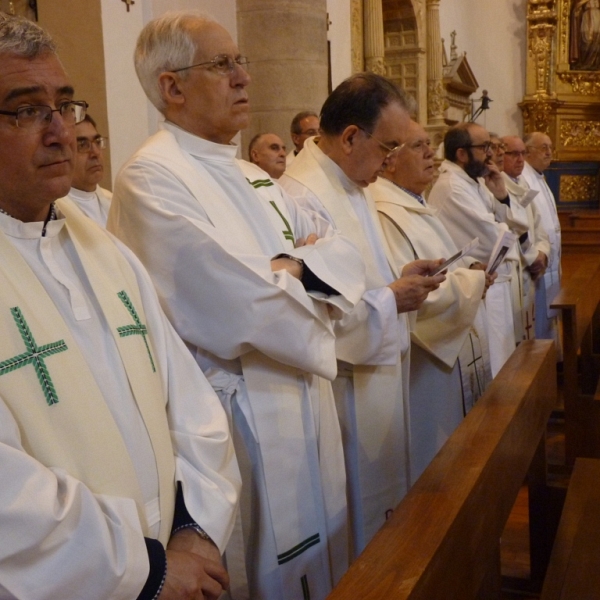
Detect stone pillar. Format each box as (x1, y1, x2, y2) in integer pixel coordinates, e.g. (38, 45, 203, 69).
(237, 0, 329, 159)
(363, 0, 385, 75)
(425, 0, 445, 126)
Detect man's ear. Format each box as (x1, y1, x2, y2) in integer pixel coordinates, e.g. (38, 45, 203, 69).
(340, 125, 360, 156)
(157, 71, 186, 107)
(455, 147, 469, 166)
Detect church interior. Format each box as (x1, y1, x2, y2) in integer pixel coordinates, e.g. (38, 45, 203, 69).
(3, 0, 600, 598)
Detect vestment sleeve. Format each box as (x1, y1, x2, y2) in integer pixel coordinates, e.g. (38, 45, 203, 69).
(110, 160, 343, 380)
(0, 399, 149, 600)
(115, 238, 241, 553)
(283, 179, 401, 365)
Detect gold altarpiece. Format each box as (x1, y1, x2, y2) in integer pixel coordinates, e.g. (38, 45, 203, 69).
(521, 0, 600, 207)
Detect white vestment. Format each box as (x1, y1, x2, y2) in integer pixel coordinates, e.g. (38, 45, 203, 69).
(428, 160, 527, 377)
(501, 173, 551, 341)
(286, 148, 298, 167)
(66, 185, 112, 226)
(521, 162, 562, 347)
(281, 138, 410, 558)
(0, 200, 239, 600)
(109, 122, 366, 600)
(372, 178, 491, 480)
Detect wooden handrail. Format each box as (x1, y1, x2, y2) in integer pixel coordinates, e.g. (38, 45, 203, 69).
(328, 340, 556, 600)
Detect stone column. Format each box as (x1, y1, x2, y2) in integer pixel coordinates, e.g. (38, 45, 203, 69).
(425, 0, 445, 126)
(363, 0, 386, 75)
(237, 0, 329, 159)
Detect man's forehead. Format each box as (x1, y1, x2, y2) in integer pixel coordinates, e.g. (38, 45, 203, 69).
(469, 125, 490, 142)
(504, 136, 524, 150)
(0, 53, 71, 105)
(532, 134, 551, 146)
(190, 20, 239, 59)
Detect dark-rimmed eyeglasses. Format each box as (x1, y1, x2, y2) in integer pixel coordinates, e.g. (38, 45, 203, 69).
(358, 126, 403, 159)
(172, 54, 250, 76)
(466, 141, 492, 153)
(0, 101, 88, 131)
(77, 136, 107, 153)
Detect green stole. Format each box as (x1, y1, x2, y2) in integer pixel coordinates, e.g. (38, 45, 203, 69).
(0, 199, 175, 545)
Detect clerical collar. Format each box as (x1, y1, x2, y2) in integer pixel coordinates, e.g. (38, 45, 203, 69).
(0, 202, 57, 237)
(388, 180, 426, 205)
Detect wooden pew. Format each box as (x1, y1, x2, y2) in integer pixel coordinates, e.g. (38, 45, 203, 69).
(550, 254, 600, 463)
(540, 457, 600, 600)
(327, 340, 556, 600)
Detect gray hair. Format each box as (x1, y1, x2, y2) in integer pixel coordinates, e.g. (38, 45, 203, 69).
(134, 11, 216, 112)
(0, 13, 56, 58)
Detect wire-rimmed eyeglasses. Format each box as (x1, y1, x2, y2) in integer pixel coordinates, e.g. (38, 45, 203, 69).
(358, 126, 403, 159)
(172, 54, 250, 76)
(77, 136, 107, 153)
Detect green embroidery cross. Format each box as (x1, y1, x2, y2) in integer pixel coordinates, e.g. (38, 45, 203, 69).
(269, 201, 295, 243)
(116, 291, 156, 373)
(0, 307, 68, 406)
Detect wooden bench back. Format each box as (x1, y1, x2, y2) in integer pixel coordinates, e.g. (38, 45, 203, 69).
(328, 340, 556, 600)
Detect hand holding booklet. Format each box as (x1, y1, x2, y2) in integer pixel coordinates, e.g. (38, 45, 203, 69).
(486, 230, 518, 275)
(430, 237, 479, 276)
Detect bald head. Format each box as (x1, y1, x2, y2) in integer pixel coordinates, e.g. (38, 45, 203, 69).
(249, 133, 287, 179)
(383, 120, 434, 195)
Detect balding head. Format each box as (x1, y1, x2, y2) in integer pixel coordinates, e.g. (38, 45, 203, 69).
(524, 131, 553, 172)
(382, 120, 434, 195)
(249, 133, 287, 179)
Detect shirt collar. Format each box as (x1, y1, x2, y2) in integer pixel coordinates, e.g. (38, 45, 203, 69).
(161, 120, 239, 163)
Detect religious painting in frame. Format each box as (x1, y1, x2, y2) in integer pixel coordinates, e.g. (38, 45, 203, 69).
(0, 0, 37, 21)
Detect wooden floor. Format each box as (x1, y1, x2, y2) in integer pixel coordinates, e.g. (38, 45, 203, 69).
(499, 416, 566, 599)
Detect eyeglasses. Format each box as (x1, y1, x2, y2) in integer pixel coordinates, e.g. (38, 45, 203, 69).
(299, 128, 319, 137)
(172, 54, 250, 75)
(504, 150, 527, 158)
(0, 100, 88, 131)
(77, 136, 107, 153)
(466, 141, 492, 153)
(358, 126, 403, 159)
(489, 142, 507, 152)
(527, 144, 553, 153)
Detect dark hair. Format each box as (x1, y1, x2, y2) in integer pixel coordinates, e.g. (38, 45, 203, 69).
(291, 111, 318, 135)
(320, 72, 412, 136)
(82, 113, 98, 129)
(444, 124, 474, 162)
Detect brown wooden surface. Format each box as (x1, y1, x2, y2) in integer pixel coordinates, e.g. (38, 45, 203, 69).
(327, 340, 556, 600)
(540, 458, 600, 600)
(551, 255, 600, 462)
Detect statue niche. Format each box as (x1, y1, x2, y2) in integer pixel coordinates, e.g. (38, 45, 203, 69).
(569, 0, 600, 70)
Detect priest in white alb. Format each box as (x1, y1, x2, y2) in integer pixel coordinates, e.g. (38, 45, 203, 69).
(501, 135, 550, 341)
(372, 120, 493, 481)
(0, 15, 240, 600)
(281, 74, 446, 557)
(522, 132, 562, 350)
(109, 12, 366, 600)
(66, 114, 112, 226)
(428, 123, 529, 377)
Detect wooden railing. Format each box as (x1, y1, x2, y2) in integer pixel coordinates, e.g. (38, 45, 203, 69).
(327, 340, 556, 600)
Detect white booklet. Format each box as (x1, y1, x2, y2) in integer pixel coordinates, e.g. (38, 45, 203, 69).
(430, 237, 479, 276)
(486, 230, 518, 275)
